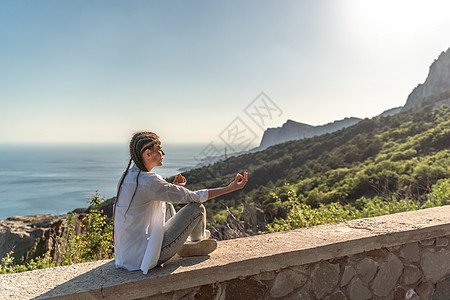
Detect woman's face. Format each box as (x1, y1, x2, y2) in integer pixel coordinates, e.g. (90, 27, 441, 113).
(150, 139, 165, 167)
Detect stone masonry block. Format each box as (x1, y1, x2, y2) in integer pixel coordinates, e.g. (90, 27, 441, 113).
(402, 265, 422, 285)
(400, 242, 420, 262)
(372, 253, 403, 297)
(356, 258, 378, 284)
(326, 290, 347, 300)
(270, 268, 307, 298)
(415, 282, 434, 300)
(436, 237, 448, 247)
(421, 248, 450, 283)
(340, 266, 356, 287)
(311, 262, 340, 299)
(433, 276, 450, 300)
(225, 278, 266, 300)
(194, 283, 222, 300)
(348, 278, 371, 300)
(284, 288, 312, 300)
(393, 286, 405, 300)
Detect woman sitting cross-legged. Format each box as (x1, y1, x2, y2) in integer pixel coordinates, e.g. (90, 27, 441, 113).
(113, 131, 248, 274)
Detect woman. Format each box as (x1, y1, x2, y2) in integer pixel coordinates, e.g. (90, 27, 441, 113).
(114, 132, 248, 274)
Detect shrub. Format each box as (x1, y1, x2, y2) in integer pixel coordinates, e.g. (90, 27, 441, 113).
(58, 191, 114, 265)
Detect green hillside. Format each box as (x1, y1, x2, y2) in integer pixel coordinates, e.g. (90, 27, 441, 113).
(178, 105, 449, 232)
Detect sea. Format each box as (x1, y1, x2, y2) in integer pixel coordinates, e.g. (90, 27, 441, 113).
(0, 143, 209, 219)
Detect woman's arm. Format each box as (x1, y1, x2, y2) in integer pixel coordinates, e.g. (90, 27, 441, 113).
(207, 172, 248, 200)
(168, 171, 248, 201)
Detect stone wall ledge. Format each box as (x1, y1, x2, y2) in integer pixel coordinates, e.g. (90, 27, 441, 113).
(1, 206, 449, 299)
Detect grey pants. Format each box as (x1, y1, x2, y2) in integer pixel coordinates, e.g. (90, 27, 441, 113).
(157, 202, 206, 264)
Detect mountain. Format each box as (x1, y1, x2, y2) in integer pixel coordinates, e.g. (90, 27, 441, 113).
(376, 106, 403, 118)
(258, 117, 361, 149)
(403, 48, 450, 110)
(259, 47, 450, 150)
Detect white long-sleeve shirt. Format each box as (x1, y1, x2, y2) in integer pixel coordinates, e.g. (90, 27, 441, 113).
(114, 165, 208, 274)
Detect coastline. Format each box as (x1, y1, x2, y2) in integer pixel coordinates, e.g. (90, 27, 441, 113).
(0, 143, 206, 219)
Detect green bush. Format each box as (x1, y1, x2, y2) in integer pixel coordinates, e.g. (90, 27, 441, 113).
(266, 180, 447, 234)
(0, 250, 54, 274)
(422, 178, 450, 208)
(58, 191, 114, 266)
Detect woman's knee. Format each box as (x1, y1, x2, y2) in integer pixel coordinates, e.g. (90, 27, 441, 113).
(186, 202, 205, 216)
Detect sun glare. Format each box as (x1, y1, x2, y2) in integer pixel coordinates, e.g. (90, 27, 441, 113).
(338, 0, 450, 43)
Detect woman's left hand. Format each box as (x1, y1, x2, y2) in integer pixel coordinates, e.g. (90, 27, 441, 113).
(228, 172, 248, 191)
(172, 173, 187, 187)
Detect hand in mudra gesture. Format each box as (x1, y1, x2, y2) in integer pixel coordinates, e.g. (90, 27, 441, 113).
(172, 173, 187, 187)
(228, 172, 248, 191)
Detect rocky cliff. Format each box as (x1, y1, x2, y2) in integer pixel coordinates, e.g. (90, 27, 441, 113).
(403, 48, 450, 110)
(0, 214, 88, 264)
(258, 117, 361, 149)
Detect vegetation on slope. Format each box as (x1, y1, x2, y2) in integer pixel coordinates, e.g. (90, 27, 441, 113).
(182, 106, 449, 225)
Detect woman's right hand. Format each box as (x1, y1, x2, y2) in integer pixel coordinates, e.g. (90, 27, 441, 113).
(172, 173, 187, 187)
(228, 172, 248, 192)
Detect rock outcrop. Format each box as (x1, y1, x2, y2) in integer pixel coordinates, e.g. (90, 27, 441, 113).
(0, 213, 88, 263)
(258, 117, 361, 149)
(403, 48, 450, 110)
(210, 202, 287, 240)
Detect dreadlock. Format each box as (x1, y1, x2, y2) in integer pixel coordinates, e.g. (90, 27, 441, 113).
(113, 132, 160, 231)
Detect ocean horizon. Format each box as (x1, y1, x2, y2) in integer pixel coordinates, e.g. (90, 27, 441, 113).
(0, 143, 218, 219)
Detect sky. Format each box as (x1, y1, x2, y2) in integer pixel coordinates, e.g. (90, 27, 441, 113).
(1, 0, 450, 145)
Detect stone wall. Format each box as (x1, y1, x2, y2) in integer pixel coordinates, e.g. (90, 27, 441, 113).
(147, 236, 449, 300)
(1, 206, 449, 299)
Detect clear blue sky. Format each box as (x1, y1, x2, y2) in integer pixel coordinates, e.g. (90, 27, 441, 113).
(1, 0, 449, 144)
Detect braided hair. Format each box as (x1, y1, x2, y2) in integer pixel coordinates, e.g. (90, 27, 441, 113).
(113, 132, 160, 223)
